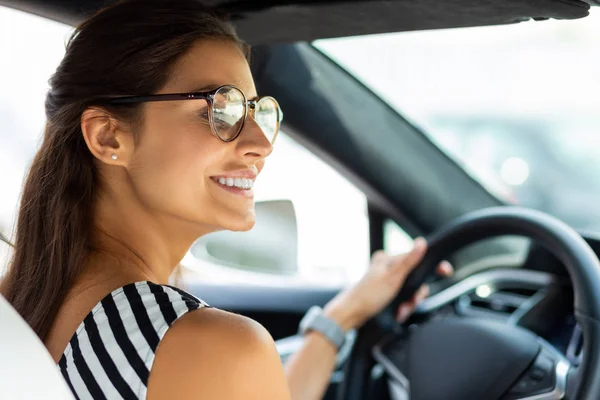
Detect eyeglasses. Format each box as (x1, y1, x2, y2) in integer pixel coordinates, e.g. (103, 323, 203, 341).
(101, 85, 283, 144)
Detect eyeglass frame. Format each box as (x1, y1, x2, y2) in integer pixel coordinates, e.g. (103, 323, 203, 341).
(98, 85, 283, 143)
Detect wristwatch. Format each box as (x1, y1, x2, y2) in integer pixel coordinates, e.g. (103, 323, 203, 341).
(299, 306, 346, 350)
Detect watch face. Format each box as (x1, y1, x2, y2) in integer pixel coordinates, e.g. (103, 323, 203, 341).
(300, 306, 321, 333)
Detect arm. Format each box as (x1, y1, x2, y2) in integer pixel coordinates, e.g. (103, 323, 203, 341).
(147, 307, 291, 400)
(283, 300, 357, 400)
(284, 238, 453, 400)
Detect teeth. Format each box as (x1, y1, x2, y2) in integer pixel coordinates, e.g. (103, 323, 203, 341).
(214, 176, 255, 189)
(243, 179, 255, 189)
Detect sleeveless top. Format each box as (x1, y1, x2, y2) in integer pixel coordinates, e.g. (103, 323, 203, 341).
(58, 281, 208, 400)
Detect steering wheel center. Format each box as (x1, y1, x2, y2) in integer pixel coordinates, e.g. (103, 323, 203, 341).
(373, 318, 567, 400)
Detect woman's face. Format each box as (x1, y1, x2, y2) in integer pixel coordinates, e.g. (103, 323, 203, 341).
(127, 40, 272, 233)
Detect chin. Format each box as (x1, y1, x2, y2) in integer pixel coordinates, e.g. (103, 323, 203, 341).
(219, 209, 256, 232)
(227, 218, 256, 232)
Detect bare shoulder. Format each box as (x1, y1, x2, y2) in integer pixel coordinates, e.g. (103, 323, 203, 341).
(147, 307, 291, 400)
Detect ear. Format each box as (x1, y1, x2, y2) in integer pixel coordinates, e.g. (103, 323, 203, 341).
(81, 107, 135, 166)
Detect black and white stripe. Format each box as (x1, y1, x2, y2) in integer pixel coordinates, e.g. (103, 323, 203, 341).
(59, 282, 207, 399)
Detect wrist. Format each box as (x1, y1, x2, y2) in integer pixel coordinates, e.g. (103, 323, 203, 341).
(323, 295, 363, 332)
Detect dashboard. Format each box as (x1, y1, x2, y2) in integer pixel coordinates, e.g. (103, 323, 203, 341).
(413, 233, 600, 358)
(414, 268, 579, 362)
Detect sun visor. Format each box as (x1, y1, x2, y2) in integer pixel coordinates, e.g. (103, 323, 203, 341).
(220, 0, 591, 44)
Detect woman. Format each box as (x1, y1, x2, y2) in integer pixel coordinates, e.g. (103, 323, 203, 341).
(0, 0, 451, 399)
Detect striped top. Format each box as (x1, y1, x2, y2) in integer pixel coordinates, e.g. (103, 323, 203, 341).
(58, 281, 208, 399)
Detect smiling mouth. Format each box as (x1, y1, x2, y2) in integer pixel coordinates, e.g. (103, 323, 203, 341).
(211, 176, 255, 190)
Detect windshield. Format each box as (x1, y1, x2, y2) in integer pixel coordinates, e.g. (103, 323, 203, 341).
(315, 10, 600, 234)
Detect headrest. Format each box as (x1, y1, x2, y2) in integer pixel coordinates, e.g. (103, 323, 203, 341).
(0, 294, 74, 400)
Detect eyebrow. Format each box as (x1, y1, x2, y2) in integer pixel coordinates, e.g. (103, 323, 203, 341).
(189, 84, 224, 93)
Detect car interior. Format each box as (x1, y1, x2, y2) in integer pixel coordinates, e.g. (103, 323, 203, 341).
(1, 0, 600, 399)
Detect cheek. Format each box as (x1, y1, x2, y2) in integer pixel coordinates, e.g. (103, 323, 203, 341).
(130, 117, 219, 214)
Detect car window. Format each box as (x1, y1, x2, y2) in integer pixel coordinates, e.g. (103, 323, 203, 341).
(257, 132, 373, 285)
(384, 219, 414, 255)
(0, 7, 72, 272)
(185, 130, 375, 287)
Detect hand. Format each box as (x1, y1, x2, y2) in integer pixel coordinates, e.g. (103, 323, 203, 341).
(324, 238, 453, 331)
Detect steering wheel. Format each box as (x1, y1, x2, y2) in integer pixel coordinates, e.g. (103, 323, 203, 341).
(339, 206, 600, 400)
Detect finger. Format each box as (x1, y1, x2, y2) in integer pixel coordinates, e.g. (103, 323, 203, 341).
(396, 303, 415, 322)
(371, 250, 387, 263)
(396, 285, 429, 322)
(411, 284, 430, 305)
(436, 260, 454, 277)
(389, 237, 427, 271)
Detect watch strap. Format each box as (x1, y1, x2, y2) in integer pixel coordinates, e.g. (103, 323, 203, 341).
(299, 306, 346, 350)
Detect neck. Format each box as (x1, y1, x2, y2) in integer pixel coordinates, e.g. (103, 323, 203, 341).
(86, 184, 217, 285)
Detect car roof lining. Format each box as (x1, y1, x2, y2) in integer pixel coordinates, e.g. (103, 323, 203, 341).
(0, 0, 592, 44)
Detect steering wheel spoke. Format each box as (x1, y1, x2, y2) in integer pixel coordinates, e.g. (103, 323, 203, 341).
(503, 340, 570, 400)
(372, 331, 411, 399)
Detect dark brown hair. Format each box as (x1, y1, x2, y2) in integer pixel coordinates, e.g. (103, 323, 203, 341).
(0, 0, 245, 341)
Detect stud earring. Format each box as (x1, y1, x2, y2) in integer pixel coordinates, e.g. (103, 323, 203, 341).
(111, 154, 118, 161)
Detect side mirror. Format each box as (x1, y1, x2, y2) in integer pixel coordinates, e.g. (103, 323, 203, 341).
(189, 200, 298, 276)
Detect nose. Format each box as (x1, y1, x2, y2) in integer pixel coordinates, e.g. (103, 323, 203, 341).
(234, 112, 273, 160)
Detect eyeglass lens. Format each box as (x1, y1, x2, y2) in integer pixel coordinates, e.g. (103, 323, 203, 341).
(211, 86, 280, 143)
